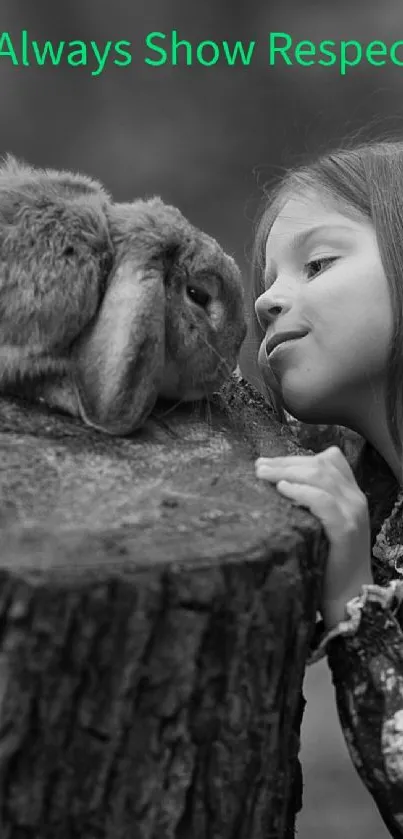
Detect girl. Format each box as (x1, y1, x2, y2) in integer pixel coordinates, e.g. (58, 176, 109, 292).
(248, 139, 403, 836)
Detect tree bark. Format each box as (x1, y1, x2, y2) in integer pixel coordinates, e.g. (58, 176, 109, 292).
(0, 372, 327, 838)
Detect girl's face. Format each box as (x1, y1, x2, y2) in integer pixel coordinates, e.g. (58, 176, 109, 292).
(254, 190, 394, 427)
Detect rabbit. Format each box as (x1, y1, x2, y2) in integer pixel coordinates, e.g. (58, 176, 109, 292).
(0, 154, 247, 435)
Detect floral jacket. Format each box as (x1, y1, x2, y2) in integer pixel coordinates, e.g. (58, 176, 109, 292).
(287, 416, 403, 837)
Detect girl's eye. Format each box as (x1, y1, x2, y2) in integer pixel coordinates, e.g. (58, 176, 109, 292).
(305, 257, 337, 279)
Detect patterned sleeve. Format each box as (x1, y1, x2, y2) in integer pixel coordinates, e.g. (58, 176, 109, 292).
(308, 582, 403, 836)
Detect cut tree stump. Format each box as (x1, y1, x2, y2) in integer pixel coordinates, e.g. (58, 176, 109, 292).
(0, 372, 328, 839)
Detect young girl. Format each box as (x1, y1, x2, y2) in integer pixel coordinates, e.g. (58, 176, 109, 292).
(247, 139, 403, 836)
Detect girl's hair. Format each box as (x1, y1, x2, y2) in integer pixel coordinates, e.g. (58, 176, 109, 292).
(249, 139, 403, 463)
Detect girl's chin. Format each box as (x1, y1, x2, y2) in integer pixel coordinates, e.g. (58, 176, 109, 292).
(281, 388, 343, 425)
(264, 369, 323, 420)
(258, 354, 353, 425)
(258, 354, 325, 419)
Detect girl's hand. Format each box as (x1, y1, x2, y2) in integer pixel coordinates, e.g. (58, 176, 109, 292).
(255, 446, 373, 629)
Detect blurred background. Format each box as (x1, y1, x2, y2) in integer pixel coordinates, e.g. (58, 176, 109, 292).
(2, 0, 402, 835)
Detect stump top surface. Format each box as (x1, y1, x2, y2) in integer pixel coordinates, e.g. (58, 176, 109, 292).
(0, 375, 320, 574)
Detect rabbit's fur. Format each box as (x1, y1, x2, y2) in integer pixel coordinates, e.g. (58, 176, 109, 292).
(0, 155, 247, 435)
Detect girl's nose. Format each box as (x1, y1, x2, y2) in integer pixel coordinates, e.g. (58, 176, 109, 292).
(254, 291, 291, 331)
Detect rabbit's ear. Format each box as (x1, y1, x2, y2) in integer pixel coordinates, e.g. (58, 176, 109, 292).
(71, 257, 165, 436)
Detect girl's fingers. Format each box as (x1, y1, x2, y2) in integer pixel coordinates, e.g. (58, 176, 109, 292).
(256, 446, 356, 485)
(273, 480, 344, 540)
(255, 460, 345, 496)
(316, 445, 357, 481)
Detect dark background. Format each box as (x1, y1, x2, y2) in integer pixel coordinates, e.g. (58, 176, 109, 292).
(2, 1, 401, 835)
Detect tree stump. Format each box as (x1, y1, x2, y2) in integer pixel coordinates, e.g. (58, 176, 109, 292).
(0, 372, 328, 839)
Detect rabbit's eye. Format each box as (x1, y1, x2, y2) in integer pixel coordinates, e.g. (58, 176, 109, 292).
(186, 285, 210, 309)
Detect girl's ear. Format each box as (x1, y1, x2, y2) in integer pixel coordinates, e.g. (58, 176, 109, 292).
(71, 257, 165, 436)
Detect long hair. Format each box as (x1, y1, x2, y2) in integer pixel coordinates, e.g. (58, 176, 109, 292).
(249, 139, 403, 463)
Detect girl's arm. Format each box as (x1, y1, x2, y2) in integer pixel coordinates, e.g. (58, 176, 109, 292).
(286, 414, 403, 834)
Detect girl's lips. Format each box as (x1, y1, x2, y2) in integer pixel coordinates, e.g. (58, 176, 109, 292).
(265, 330, 309, 360)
